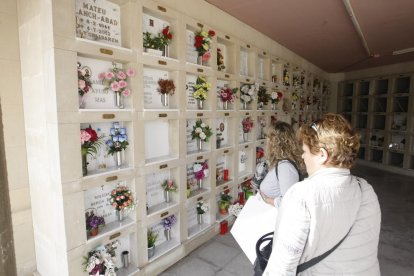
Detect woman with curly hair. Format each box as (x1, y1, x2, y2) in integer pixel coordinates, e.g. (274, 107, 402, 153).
(258, 121, 305, 207)
(262, 113, 381, 275)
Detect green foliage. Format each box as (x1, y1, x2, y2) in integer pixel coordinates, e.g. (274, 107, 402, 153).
(147, 228, 158, 248)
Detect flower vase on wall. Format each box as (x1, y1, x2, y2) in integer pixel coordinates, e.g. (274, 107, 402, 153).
(115, 91, 124, 109)
(163, 45, 169, 57)
(197, 139, 203, 151)
(272, 103, 276, 110)
(197, 179, 203, 190)
(197, 99, 204, 110)
(148, 246, 155, 258)
(117, 210, 124, 221)
(243, 132, 248, 142)
(115, 151, 122, 167)
(222, 101, 228, 110)
(197, 214, 203, 225)
(79, 95, 85, 109)
(82, 154, 88, 176)
(197, 56, 203, 66)
(164, 190, 172, 203)
(161, 93, 169, 106)
(165, 229, 171, 241)
(242, 101, 247, 110)
(89, 228, 98, 237)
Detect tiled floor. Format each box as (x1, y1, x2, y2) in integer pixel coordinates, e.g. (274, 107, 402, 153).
(159, 165, 414, 276)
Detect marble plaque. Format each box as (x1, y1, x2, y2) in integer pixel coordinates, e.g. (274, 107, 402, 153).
(186, 74, 197, 109)
(142, 14, 170, 36)
(144, 121, 170, 160)
(76, 0, 121, 46)
(240, 50, 248, 76)
(143, 68, 169, 109)
(216, 118, 228, 146)
(146, 170, 171, 208)
(78, 56, 124, 109)
(186, 119, 198, 153)
(186, 30, 198, 64)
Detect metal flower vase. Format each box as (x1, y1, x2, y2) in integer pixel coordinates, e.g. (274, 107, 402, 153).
(115, 91, 124, 109)
(162, 45, 169, 57)
(197, 56, 203, 66)
(148, 246, 155, 258)
(161, 93, 169, 106)
(117, 210, 125, 222)
(197, 179, 203, 190)
(197, 139, 203, 151)
(115, 151, 122, 167)
(165, 229, 171, 241)
(243, 101, 248, 110)
(82, 154, 88, 176)
(222, 101, 228, 110)
(164, 190, 172, 203)
(197, 99, 204, 110)
(79, 95, 85, 109)
(243, 132, 249, 142)
(197, 214, 203, 225)
(272, 103, 276, 110)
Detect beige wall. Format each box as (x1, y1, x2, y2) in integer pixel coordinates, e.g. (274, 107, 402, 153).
(0, 0, 36, 275)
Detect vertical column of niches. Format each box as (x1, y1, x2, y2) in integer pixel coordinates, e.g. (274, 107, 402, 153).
(80, 121, 133, 177)
(143, 115, 179, 164)
(216, 32, 237, 75)
(142, 4, 178, 60)
(311, 76, 322, 112)
(77, 55, 135, 110)
(239, 42, 255, 78)
(291, 67, 305, 113)
(185, 20, 216, 68)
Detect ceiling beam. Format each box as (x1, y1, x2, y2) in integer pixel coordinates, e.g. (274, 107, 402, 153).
(343, 0, 371, 57)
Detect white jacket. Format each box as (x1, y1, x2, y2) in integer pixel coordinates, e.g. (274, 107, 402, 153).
(264, 168, 381, 275)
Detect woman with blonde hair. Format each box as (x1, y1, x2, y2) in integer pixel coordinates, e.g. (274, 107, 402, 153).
(258, 121, 305, 207)
(262, 113, 381, 275)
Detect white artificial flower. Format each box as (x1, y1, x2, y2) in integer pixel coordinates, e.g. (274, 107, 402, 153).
(193, 164, 202, 172)
(203, 169, 209, 177)
(195, 127, 202, 133)
(271, 91, 277, 99)
(200, 132, 206, 140)
(200, 123, 206, 128)
(241, 85, 250, 93)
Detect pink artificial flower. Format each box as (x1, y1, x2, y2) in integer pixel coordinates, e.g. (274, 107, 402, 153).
(122, 89, 131, 97)
(118, 80, 127, 89)
(105, 72, 115, 80)
(126, 68, 135, 77)
(117, 71, 126, 80)
(80, 130, 91, 144)
(78, 79, 86, 90)
(202, 51, 211, 62)
(111, 81, 120, 92)
(98, 72, 106, 80)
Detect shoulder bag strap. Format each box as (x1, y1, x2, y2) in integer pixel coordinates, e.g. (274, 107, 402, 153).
(275, 159, 300, 181)
(296, 177, 362, 274)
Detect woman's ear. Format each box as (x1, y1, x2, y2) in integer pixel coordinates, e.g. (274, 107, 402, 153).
(319, 148, 329, 164)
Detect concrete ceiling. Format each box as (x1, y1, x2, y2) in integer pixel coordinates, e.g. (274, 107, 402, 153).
(206, 0, 414, 73)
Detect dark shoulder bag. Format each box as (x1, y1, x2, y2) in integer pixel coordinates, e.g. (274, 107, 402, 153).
(253, 177, 362, 275)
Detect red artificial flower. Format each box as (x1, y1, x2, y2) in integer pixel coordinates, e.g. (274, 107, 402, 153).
(85, 127, 98, 142)
(167, 33, 172, 40)
(194, 41, 202, 48)
(195, 35, 203, 43)
(277, 92, 283, 98)
(208, 30, 215, 37)
(162, 26, 169, 36)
